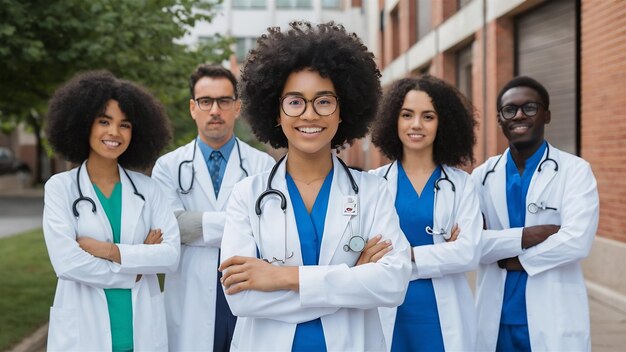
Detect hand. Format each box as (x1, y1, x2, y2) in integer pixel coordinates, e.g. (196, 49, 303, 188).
(77, 236, 121, 264)
(219, 256, 299, 295)
(445, 224, 460, 242)
(356, 235, 392, 265)
(522, 224, 560, 249)
(497, 257, 525, 271)
(144, 229, 163, 245)
(77, 236, 105, 257)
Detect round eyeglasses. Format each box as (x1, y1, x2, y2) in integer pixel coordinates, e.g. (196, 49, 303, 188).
(280, 94, 339, 117)
(498, 102, 545, 120)
(195, 96, 236, 111)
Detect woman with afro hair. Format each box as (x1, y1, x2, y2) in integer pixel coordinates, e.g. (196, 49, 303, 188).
(43, 71, 180, 351)
(370, 75, 482, 351)
(218, 22, 411, 351)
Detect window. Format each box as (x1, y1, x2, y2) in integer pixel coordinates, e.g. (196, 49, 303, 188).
(232, 0, 266, 8)
(456, 44, 473, 101)
(236, 37, 256, 63)
(458, 0, 472, 9)
(198, 36, 217, 46)
(322, 0, 342, 9)
(276, 0, 312, 9)
(390, 7, 400, 60)
(416, 0, 432, 40)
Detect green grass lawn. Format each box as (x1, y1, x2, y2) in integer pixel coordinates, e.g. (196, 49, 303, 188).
(0, 228, 56, 351)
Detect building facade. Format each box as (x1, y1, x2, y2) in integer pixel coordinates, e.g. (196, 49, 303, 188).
(340, 0, 626, 311)
(185, 0, 378, 74)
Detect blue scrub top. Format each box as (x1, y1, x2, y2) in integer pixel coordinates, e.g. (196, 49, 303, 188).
(501, 141, 547, 326)
(286, 170, 334, 352)
(391, 162, 445, 352)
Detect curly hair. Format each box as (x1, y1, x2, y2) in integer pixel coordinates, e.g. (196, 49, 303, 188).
(45, 70, 172, 170)
(239, 21, 381, 149)
(496, 75, 550, 110)
(371, 75, 476, 167)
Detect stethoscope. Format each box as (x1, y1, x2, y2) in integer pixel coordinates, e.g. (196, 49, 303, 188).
(254, 155, 363, 264)
(72, 163, 145, 218)
(178, 138, 249, 194)
(481, 143, 559, 214)
(384, 162, 457, 240)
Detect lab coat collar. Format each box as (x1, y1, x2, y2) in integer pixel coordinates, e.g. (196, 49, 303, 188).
(526, 143, 560, 207)
(190, 140, 218, 206)
(119, 165, 145, 245)
(216, 138, 246, 210)
(319, 155, 355, 265)
(484, 151, 510, 229)
(77, 161, 113, 242)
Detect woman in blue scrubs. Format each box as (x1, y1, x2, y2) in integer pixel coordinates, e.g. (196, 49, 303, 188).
(217, 22, 412, 351)
(370, 75, 483, 351)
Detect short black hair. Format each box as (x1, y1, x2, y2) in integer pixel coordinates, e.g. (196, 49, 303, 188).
(496, 76, 550, 110)
(239, 21, 381, 149)
(371, 75, 476, 167)
(189, 64, 238, 99)
(45, 70, 172, 170)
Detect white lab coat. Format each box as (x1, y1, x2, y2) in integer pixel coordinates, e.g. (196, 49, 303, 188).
(220, 154, 412, 351)
(471, 144, 599, 352)
(43, 162, 180, 352)
(370, 163, 481, 352)
(151, 138, 275, 351)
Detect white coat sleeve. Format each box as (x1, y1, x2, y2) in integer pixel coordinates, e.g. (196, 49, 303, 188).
(411, 175, 482, 278)
(221, 183, 339, 324)
(479, 228, 524, 264)
(470, 169, 525, 264)
(151, 156, 227, 248)
(519, 161, 599, 276)
(42, 177, 136, 289)
(299, 182, 412, 309)
(115, 182, 180, 274)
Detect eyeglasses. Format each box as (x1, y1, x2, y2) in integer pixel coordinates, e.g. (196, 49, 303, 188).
(195, 96, 236, 111)
(280, 94, 339, 117)
(498, 102, 545, 120)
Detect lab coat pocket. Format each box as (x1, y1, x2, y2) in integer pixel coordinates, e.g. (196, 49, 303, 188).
(48, 306, 78, 351)
(555, 283, 588, 336)
(150, 292, 168, 350)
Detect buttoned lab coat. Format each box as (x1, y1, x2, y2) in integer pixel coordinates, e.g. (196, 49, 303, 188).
(220, 155, 412, 351)
(371, 163, 482, 351)
(471, 144, 599, 352)
(43, 163, 180, 352)
(151, 138, 274, 351)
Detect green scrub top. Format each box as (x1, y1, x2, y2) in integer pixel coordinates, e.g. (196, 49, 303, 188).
(94, 182, 134, 352)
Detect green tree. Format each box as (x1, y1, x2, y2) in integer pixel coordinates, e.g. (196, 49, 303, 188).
(0, 0, 231, 182)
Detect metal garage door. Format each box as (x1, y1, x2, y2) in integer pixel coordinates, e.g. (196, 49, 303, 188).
(516, 0, 578, 154)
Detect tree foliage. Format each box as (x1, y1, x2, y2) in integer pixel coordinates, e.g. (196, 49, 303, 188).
(0, 0, 231, 180)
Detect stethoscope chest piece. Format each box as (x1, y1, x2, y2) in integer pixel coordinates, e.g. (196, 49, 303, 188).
(344, 235, 365, 253)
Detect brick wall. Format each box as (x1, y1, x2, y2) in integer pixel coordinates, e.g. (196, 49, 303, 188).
(581, 0, 626, 243)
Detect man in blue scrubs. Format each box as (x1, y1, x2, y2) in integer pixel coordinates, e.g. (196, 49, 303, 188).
(472, 76, 599, 351)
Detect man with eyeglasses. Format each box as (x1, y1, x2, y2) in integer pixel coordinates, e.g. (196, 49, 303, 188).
(152, 64, 274, 352)
(471, 76, 599, 351)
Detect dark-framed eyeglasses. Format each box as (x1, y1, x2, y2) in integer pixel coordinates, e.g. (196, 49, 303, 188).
(498, 102, 545, 120)
(279, 94, 339, 117)
(195, 96, 237, 111)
